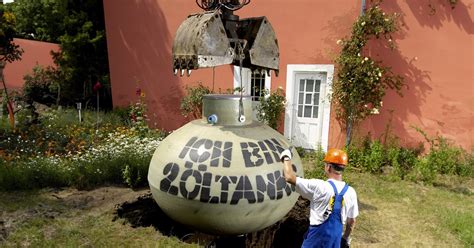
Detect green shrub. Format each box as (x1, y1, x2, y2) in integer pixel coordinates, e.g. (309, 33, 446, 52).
(413, 126, 473, 178)
(364, 140, 386, 173)
(348, 139, 387, 173)
(459, 149, 474, 177)
(255, 88, 286, 130)
(303, 147, 326, 179)
(387, 147, 419, 179)
(180, 83, 212, 119)
(305, 165, 325, 180)
(425, 137, 466, 176)
(348, 134, 426, 180)
(408, 157, 437, 184)
(295, 146, 307, 158)
(122, 156, 151, 188)
(347, 146, 363, 169)
(111, 106, 131, 125)
(23, 65, 61, 106)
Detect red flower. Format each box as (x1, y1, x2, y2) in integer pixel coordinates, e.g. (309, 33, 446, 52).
(93, 81, 102, 92)
(136, 88, 142, 96)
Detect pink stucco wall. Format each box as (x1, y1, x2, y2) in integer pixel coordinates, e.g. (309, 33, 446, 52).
(103, 0, 359, 131)
(358, 1, 474, 150)
(103, 0, 473, 150)
(103, 0, 235, 131)
(3, 38, 59, 90)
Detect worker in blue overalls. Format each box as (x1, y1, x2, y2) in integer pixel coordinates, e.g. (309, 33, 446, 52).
(280, 148, 359, 248)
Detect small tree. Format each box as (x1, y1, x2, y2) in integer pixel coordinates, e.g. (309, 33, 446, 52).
(0, 5, 23, 129)
(333, 4, 404, 147)
(7, 0, 110, 109)
(0, 6, 22, 63)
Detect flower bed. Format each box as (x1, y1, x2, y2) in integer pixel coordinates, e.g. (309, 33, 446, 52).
(0, 106, 164, 190)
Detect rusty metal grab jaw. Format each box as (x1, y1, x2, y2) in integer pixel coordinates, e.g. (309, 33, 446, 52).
(172, 10, 280, 77)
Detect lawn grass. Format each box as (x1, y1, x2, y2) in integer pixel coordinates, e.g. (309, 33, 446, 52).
(0, 188, 199, 248)
(346, 171, 473, 247)
(4, 215, 197, 247)
(1, 171, 472, 247)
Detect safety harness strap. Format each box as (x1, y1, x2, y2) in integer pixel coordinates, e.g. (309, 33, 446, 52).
(328, 180, 349, 197)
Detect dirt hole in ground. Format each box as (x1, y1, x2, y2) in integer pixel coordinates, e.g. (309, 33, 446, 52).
(114, 193, 310, 248)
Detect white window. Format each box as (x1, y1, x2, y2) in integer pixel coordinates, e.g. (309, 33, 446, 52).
(297, 78, 322, 118)
(233, 67, 271, 101)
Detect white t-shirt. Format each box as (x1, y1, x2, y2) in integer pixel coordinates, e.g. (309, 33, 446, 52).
(295, 177, 359, 226)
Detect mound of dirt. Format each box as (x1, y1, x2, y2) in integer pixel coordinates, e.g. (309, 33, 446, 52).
(114, 193, 310, 248)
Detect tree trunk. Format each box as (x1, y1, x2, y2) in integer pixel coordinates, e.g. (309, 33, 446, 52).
(0, 61, 15, 129)
(0, 60, 4, 78)
(56, 84, 61, 106)
(345, 116, 353, 148)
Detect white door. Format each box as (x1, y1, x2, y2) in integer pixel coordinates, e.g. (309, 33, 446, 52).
(289, 72, 326, 149)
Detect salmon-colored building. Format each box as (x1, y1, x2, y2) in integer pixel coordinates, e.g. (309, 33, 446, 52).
(103, 0, 473, 151)
(2, 38, 59, 90)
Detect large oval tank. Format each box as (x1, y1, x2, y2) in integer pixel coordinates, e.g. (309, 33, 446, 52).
(148, 95, 303, 235)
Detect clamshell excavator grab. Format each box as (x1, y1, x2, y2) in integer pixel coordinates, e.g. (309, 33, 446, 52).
(172, 0, 280, 77)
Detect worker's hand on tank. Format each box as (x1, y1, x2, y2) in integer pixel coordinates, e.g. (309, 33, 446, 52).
(341, 237, 350, 248)
(280, 149, 292, 162)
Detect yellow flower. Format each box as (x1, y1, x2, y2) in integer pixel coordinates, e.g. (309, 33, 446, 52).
(2, 12, 16, 24)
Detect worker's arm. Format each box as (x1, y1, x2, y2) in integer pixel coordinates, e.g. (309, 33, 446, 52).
(280, 149, 296, 185)
(283, 159, 296, 185)
(342, 218, 356, 246)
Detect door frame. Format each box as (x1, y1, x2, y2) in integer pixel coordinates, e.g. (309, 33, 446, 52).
(284, 64, 334, 151)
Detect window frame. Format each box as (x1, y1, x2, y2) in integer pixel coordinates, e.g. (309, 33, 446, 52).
(233, 66, 271, 101)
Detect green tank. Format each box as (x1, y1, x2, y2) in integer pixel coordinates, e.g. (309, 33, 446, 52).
(148, 95, 303, 235)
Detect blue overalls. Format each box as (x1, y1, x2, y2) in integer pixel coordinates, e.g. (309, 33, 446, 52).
(301, 181, 349, 248)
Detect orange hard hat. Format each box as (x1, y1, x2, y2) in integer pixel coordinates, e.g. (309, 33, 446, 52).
(323, 148, 348, 166)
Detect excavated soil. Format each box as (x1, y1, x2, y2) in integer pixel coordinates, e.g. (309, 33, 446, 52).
(114, 192, 310, 248)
